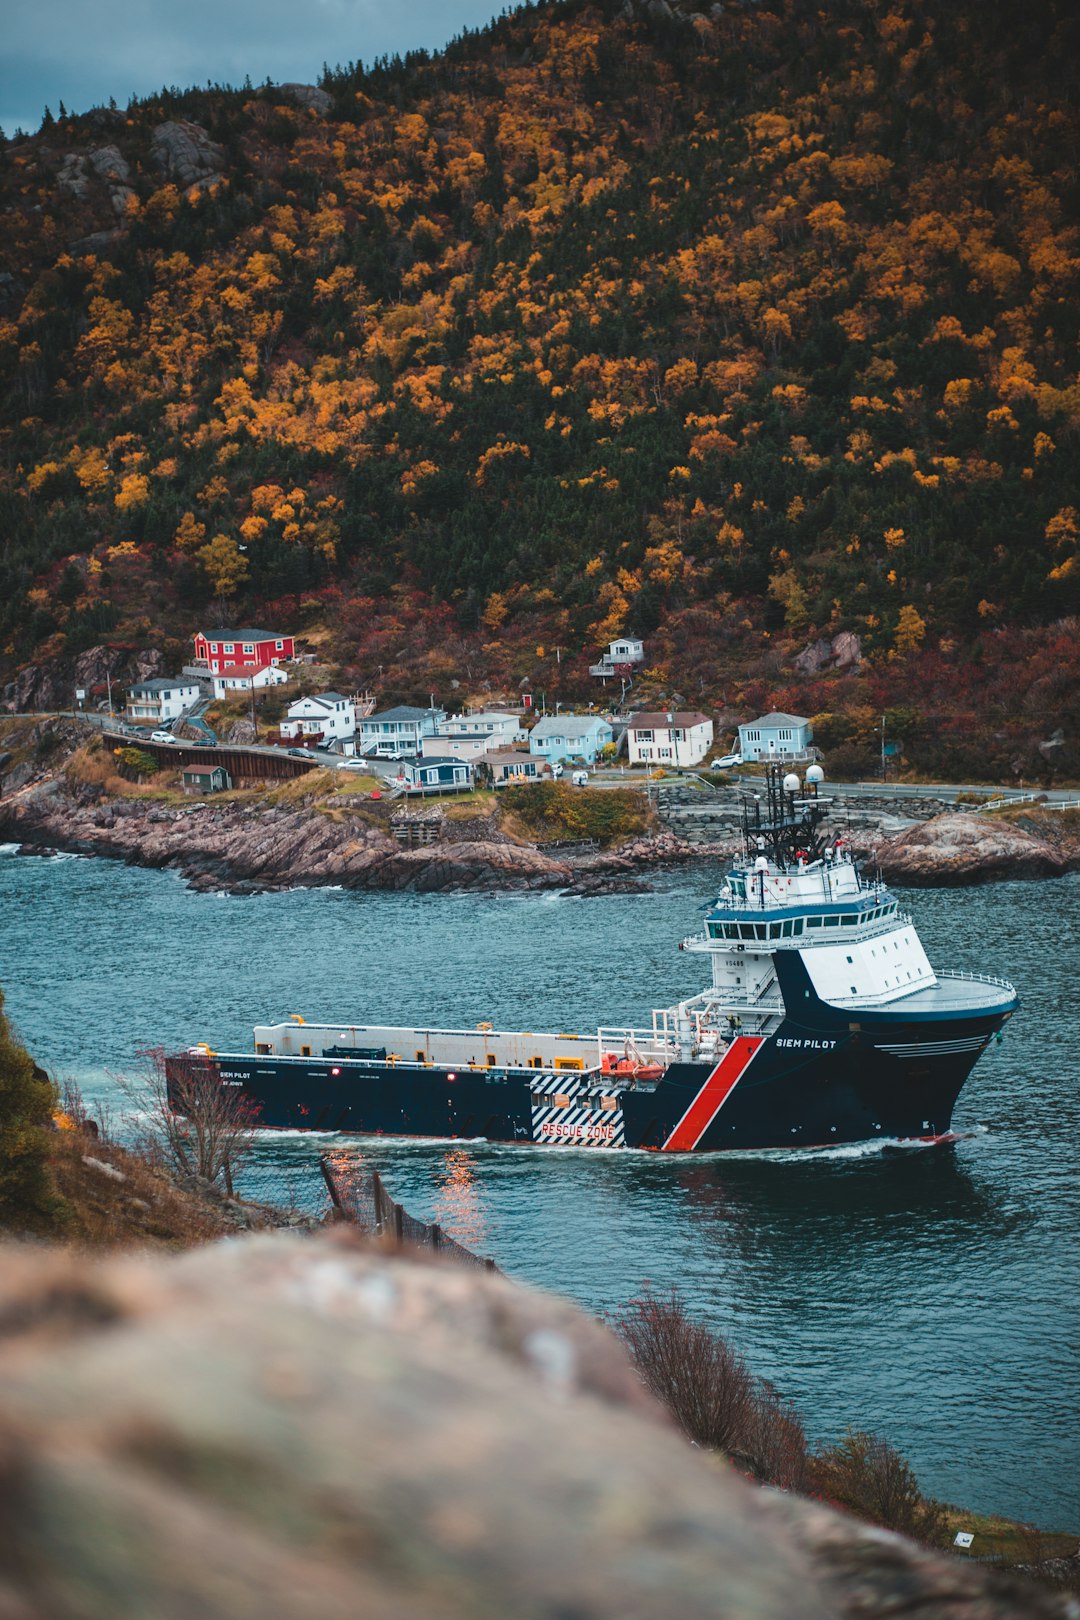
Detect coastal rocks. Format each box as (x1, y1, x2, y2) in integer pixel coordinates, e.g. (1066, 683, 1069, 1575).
(364, 838, 571, 892)
(0, 1232, 1063, 1620)
(873, 812, 1073, 885)
(150, 119, 226, 188)
(56, 146, 137, 215)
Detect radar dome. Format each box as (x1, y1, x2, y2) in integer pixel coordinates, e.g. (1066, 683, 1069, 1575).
(805, 764, 825, 784)
(783, 772, 800, 793)
(754, 855, 769, 872)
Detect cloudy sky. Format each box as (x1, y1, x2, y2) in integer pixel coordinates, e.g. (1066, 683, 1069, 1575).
(1, 0, 506, 136)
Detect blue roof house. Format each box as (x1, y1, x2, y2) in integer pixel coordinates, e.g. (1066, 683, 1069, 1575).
(357, 704, 445, 758)
(529, 714, 613, 766)
(737, 712, 813, 762)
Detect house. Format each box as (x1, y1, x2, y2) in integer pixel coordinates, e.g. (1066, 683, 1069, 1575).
(589, 637, 646, 678)
(396, 756, 473, 793)
(420, 731, 491, 762)
(210, 665, 288, 700)
(737, 712, 813, 762)
(356, 705, 446, 758)
(279, 692, 356, 744)
(436, 711, 526, 748)
(626, 711, 714, 768)
(529, 714, 613, 766)
(181, 764, 232, 795)
(482, 752, 543, 786)
(126, 678, 201, 725)
(193, 629, 294, 675)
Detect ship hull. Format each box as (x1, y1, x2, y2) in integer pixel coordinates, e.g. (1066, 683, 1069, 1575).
(166, 1002, 1010, 1153)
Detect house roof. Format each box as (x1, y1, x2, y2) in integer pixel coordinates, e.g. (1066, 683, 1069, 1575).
(198, 629, 286, 642)
(130, 678, 196, 694)
(407, 756, 471, 770)
(290, 691, 349, 712)
(485, 750, 535, 765)
(628, 711, 711, 730)
(182, 766, 225, 779)
(746, 712, 810, 727)
(366, 705, 441, 724)
(531, 714, 611, 740)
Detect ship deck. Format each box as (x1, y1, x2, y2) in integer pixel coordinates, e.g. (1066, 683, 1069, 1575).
(829, 970, 1016, 1016)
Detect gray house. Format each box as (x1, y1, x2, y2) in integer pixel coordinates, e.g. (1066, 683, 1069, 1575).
(181, 764, 232, 795)
(529, 714, 613, 766)
(737, 712, 813, 761)
(357, 705, 445, 758)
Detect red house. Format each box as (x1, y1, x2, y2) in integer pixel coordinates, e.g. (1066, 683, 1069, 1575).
(193, 628, 294, 675)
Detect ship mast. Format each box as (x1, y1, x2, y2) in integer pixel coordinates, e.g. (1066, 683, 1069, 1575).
(740, 763, 829, 872)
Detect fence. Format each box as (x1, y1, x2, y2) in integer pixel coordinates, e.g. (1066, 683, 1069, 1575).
(320, 1156, 500, 1273)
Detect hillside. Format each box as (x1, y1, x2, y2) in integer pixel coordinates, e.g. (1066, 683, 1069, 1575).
(1, 0, 1079, 779)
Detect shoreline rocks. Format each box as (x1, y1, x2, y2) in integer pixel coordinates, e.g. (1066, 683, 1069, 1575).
(867, 812, 1080, 886)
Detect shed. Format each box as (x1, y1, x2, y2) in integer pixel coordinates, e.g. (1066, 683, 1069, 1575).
(181, 764, 232, 794)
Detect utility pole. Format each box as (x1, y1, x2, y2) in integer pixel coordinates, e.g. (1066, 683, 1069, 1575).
(105, 667, 113, 718)
(880, 715, 886, 783)
(250, 677, 257, 740)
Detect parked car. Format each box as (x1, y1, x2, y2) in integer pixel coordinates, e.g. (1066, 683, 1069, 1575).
(287, 748, 310, 758)
(710, 752, 743, 770)
(338, 758, 368, 771)
(150, 730, 175, 744)
(571, 769, 589, 787)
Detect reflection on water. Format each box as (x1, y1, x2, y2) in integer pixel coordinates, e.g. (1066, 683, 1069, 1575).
(432, 1148, 490, 1252)
(1, 850, 1078, 1529)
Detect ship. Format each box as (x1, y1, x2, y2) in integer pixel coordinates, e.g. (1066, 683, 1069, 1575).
(166, 766, 1017, 1152)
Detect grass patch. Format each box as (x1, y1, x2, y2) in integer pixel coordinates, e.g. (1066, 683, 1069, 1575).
(46, 1130, 229, 1249)
(941, 1504, 1078, 1565)
(499, 781, 649, 845)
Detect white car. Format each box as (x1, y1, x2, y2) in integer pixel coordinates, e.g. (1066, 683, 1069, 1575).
(571, 770, 589, 787)
(710, 752, 743, 770)
(150, 730, 176, 745)
(338, 758, 369, 771)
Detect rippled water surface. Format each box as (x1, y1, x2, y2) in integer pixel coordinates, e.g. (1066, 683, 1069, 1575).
(2, 847, 1077, 1527)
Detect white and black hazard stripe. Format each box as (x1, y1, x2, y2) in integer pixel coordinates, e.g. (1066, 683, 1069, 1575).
(529, 1072, 625, 1148)
(874, 1035, 990, 1057)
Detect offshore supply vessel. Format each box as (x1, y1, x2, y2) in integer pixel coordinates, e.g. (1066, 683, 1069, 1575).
(166, 767, 1017, 1152)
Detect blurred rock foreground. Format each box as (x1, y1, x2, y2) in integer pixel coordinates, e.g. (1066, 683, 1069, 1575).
(0, 1233, 1067, 1619)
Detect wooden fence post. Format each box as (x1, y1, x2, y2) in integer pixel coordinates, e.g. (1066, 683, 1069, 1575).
(431, 1222, 442, 1251)
(319, 1155, 344, 1215)
(394, 1201, 404, 1246)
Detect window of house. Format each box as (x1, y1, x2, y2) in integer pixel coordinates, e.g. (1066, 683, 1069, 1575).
(637, 730, 653, 742)
(209, 642, 217, 653)
(275, 640, 283, 650)
(243, 643, 254, 654)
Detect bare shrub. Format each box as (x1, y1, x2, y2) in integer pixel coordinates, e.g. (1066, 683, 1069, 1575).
(613, 1288, 756, 1453)
(120, 1048, 260, 1196)
(613, 1289, 811, 1488)
(812, 1428, 948, 1547)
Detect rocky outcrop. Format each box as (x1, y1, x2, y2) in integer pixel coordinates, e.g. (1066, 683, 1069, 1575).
(873, 812, 1077, 885)
(56, 145, 137, 215)
(150, 120, 226, 188)
(0, 1232, 1064, 1620)
(794, 631, 862, 676)
(364, 838, 570, 892)
(274, 82, 333, 115)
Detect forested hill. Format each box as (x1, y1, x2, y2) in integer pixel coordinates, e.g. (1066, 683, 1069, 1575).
(1, 0, 1079, 773)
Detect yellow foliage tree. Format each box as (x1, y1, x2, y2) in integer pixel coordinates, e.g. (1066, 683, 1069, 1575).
(198, 534, 249, 599)
(894, 604, 927, 656)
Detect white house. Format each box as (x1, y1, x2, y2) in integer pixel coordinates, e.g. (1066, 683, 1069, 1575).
(590, 637, 645, 678)
(210, 665, 288, 700)
(737, 712, 813, 762)
(279, 692, 356, 744)
(626, 711, 714, 768)
(356, 705, 445, 758)
(420, 731, 491, 762)
(437, 710, 526, 748)
(126, 678, 201, 725)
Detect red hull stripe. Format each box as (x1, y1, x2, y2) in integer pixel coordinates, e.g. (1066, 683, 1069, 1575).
(662, 1036, 764, 1152)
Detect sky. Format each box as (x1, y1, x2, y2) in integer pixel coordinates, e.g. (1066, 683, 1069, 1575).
(1, 0, 507, 137)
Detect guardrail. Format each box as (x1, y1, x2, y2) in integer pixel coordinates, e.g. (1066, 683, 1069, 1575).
(936, 969, 1017, 991)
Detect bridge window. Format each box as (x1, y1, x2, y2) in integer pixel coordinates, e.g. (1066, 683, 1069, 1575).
(301, 1045, 311, 1057)
(807, 916, 823, 928)
(486, 1054, 497, 1067)
(824, 916, 840, 928)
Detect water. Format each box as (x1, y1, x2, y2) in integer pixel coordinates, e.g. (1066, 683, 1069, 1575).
(2, 845, 1077, 1529)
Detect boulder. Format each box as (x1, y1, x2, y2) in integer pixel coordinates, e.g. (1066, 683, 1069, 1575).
(831, 630, 861, 670)
(150, 119, 226, 187)
(874, 812, 1070, 885)
(0, 1233, 1064, 1620)
(794, 638, 833, 676)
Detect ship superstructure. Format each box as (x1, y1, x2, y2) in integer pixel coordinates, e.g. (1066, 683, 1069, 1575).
(168, 767, 1017, 1151)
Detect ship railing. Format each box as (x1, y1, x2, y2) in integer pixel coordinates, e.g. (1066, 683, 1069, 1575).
(596, 1026, 676, 1065)
(935, 969, 1017, 991)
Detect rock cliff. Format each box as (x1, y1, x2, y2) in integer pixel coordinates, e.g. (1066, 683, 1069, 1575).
(0, 1232, 1064, 1619)
(871, 812, 1080, 886)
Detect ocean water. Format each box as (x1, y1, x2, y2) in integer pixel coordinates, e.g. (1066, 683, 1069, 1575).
(1, 844, 1077, 1529)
